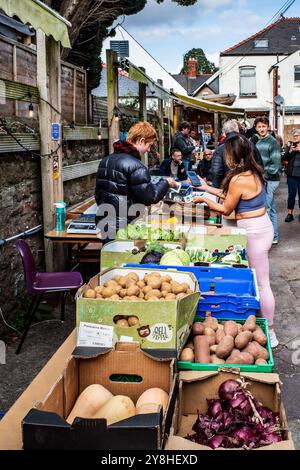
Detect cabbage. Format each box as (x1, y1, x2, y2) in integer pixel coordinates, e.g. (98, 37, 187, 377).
(116, 228, 127, 240)
(173, 249, 190, 266)
(221, 252, 242, 264)
(160, 251, 184, 266)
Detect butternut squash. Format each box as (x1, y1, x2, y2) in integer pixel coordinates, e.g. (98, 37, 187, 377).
(93, 395, 136, 424)
(136, 388, 169, 413)
(66, 384, 113, 424)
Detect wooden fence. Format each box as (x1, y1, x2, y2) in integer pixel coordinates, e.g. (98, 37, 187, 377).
(0, 34, 87, 124)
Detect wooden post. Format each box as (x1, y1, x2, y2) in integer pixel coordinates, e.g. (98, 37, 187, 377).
(169, 95, 175, 151)
(174, 104, 181, 135)
(139, 67, 147, 122)
(13, 44, 18, 116)
(214, 112, 219, 148)
(37, 30, 64, 272)
(107, 49, 119, 153)
(157, 79, 164, 162)
(73, 68, 76, 122)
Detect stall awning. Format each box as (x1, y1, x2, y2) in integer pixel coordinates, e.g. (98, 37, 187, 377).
(0, 0, 71, 48)
(171, 92, 245, 116)
(128, 62, 171, 101)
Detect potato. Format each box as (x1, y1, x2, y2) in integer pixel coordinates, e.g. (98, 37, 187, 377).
(203, 317, 218, 331)
(84, 288, 96, 299)
(161, 275, 172, 283)
(192, 322, 205, 336)
(96, 294, 103, 299)
(110, 294, 120, 300)
(115, 285, 122, 294)
(150, 289, 162, 298)
(104, 280, 118, 288)
(253, 327, 267, 346)
(176, 293, 186, 300)
(234, 331, 253, 349)
(181, 283, 190, 293)
(147, 296, 160, 301)
(128, 316, 139, 327)
(113, 275, 122, 283)
(242, 341, 269, 361)
(210, 355, 225, 364)
(119, 289, 127, 298)
(186, 289, 193, 295)
(143, 285, 153, 294)
(194, 336, 211, 363)
(210, 344, 218, 354)
(126, 285, 140, 297)
(171, 281, 184, 295)
(180, 348, 194, 362)
(147, 278, 162, 290)
(118, 276, 127, 287)
(215, 327, 225, 344)
(165, 293, 176, 300)
(125, 278, 136, 288)
(224, 321, 239, 338)
(102, 287, 116, 298)
(204, 327, 215, 337)
(206, 335, 216, 347)
(116, 319, 129, 328)
(185, 341, 194, 350)
(128, 296, 140, 301)
(137, 280, 146, 289)
(255, 358, 268, 365)
(94, 286, 103, 295)
(123, 296, 132, 300)
(126, 272, 139, 282)
(138, 291, 145, 299)
(237, 323, 243, 334)
(216, 335, 234, 359)
(226, 352, 254, 364)
(242, 315, 257, 332)
(144, 273, 161, 284)
(161, 282, 172, 293)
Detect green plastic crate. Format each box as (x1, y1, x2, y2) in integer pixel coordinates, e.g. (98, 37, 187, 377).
(178, 317, 274, 373)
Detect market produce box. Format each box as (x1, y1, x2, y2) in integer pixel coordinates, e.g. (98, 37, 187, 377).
(22, 341, 177, 450)
(100, 240, 185, 270)
(186, 226, 247, 253)
(178, 317, 274, 373)
(165, 370, 295, 450)
(76, 267, 200, 359)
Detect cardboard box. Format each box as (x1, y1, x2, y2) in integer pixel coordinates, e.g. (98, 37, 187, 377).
(76, 267, 200, 358)
(186, 226, 247, 252)
(165, 370, 295, 451)
(22, 342, 177, 450)
(100, 240, 185, 270)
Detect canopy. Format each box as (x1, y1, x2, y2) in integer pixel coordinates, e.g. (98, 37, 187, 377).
(0, 0, 71, 48)
(171, 91, 245, 116)
(128, 62, 170, 101)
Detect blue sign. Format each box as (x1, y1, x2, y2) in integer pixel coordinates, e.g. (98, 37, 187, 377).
(52, 123, 61, 141)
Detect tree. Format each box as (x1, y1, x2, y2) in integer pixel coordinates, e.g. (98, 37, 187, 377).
(181, 48, 218, 75)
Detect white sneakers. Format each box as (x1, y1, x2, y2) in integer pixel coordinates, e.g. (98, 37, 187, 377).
(269, 329, 279, 348)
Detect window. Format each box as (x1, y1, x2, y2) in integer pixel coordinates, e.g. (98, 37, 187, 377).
(239, 66, 256, 97)
(110, 40, 129, 57)
(254, 39, 269, 48)
(295, 65, 300, 82)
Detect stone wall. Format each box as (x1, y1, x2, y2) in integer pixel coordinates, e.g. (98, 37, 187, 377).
(0, 141, 106, 338)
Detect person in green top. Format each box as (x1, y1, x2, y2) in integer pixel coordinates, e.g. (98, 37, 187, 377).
(253, 117, 281, 244)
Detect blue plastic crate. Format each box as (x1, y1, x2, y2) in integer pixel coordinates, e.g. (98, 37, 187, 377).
(126, 264, 260, 320)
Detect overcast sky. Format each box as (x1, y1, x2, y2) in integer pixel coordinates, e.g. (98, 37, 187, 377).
(121, 0, 299, 74)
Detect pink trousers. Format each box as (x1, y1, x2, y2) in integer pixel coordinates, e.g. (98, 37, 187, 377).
(237, 213, 275, 326)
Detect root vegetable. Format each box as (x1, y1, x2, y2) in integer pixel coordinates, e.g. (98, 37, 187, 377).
(93, 395, 136, 424)
(165, 293, 176, 300)
(224, 321, 239, 338)
(226, 352, 254, 364)
(194, 336, 211, 363)
(104, 280, 118, 288)
(147, 278, 162, 290)
(116, 319, 129, 327)
(161, 275, 172, 283)
(234, 331, 253, 349)
(242, 341, 269, 361)
(210, 344, 218, 354)
(136, 403, 161, 414)
(136, 388, 169, 413)
(204, 327, 215, 337)
(186, 289, 193, 295)
(102, 287, 117, 298)
(128, 316, 139, 326)
(137, 280, 146, 289)
(118, 277, 127, 288)
(147, 296, 160, 301)
(203, 317, 219, 331)
(181, 283, 190, 293)
(143, 285, 153, 294)
(255, 358, 268, 365)
(176, 292, 186, 300)
(161, 282, 171, 293)
(66, 384, 113, 424)
(253, 327, 267, 346)
(126, 285, 140, 297)
(119, 289, 127, 298)
(94, 286, 103, 295)
(113, 275, 122, 283)
(215, 327, 225, 344)
(84, 289, 96, 299)
(180, 348, 194, 362)
(110, 294, 120, 300)
(216, 335, 234, 359)
(171, 281, 184, 295)
(210, 355, 225, 364)
(192, 322, 205, 336)
(149, 289, 162, 298)
(242, 315, 257, 332)
(126, 273, 139, 282)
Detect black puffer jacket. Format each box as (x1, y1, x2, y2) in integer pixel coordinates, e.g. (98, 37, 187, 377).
(95, 140, 169, 236)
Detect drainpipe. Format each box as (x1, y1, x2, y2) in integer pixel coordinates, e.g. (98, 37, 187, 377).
(273, 66, 279, 130)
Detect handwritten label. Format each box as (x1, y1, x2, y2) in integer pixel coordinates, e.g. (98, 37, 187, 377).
(77, 322, 113, 348)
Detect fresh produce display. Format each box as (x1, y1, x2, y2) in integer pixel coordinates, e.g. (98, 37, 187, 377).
(185, 378, 283, 449)
(159, 249, 191, 266)
(138, 242, 174, 265)
(221, 251, 243, 265)
(83, 271, 194, 301)
(116, 225, 181, 241)
(66, 384, 169, 425)
(186, 248, 218, 264)
(179, 316, 269, 365)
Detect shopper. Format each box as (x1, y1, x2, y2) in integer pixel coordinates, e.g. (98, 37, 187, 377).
(284, 129, 300, 222)
(159, 148, 187, 181)
(193, 134, 278, 347)
(174, 122, 197, 171)
(254, 116, 281, 245)
(208, 120, 262, 187)
(197, 149, 213, 180)
(95, 122, 177, 240)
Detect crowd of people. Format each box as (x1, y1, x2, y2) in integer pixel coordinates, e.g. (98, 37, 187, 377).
(95, 117, 300, 349)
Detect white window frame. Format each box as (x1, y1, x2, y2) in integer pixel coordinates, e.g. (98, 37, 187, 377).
(254, 39, 269, 48)
(295, 65, 300, 82)
(239, 66, 256, 97)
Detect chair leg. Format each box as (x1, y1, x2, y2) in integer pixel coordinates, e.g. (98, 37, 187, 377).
(16, 294, 42, 355)
(60, 291, 68, 322)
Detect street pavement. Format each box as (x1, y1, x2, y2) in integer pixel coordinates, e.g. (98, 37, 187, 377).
(0, 177, 299, 448)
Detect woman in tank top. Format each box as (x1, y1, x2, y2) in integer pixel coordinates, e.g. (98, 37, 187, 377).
(193, 134, 278, 348)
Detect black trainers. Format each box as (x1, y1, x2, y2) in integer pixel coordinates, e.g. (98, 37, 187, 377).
(285, 214, 294, 222)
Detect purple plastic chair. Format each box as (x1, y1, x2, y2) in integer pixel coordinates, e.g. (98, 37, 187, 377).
(15, 239, 83, 354)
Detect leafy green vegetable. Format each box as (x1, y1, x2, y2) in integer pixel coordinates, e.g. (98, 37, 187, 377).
(220, 252, 242, 264)
(173, 249, 190, 266)
(160, 251, 184, 266)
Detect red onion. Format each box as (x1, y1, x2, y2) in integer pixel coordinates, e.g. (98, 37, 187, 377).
(233, 426, 257, 445)
(259, 433, 282, 446)
(207, 399, 223, 418)
(207, 435, 226, 449)
(218, 379, 240, 400)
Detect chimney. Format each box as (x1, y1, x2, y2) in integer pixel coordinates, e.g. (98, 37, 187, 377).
(187, 57, 197, 79)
